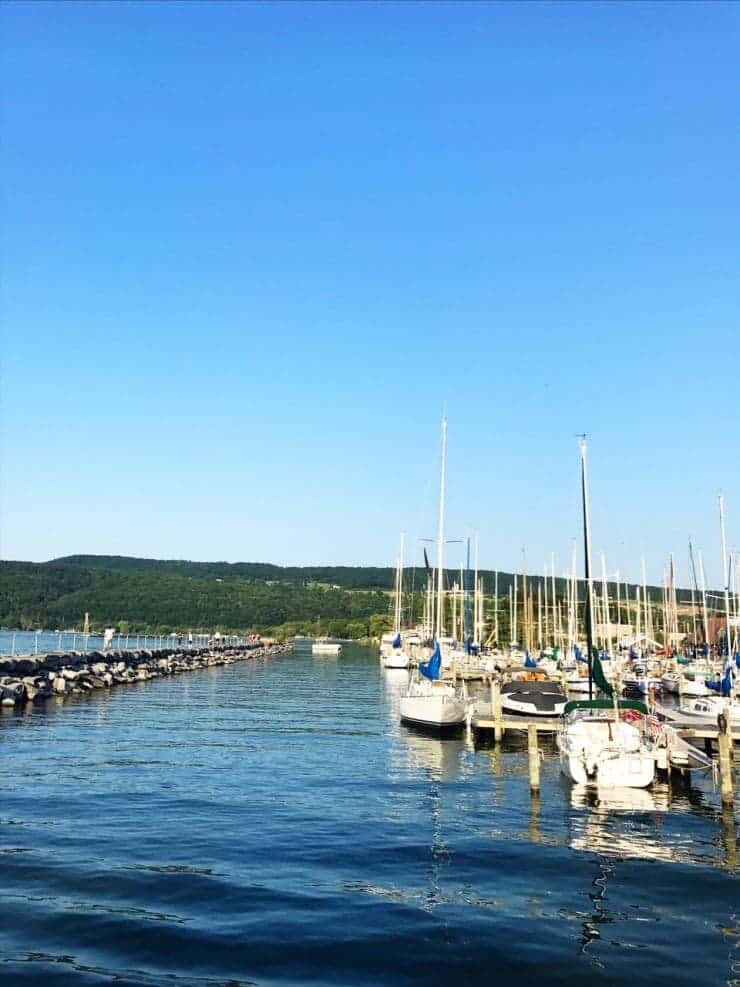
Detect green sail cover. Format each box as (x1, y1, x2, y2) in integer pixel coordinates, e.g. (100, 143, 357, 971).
(592, 653, 613, 697)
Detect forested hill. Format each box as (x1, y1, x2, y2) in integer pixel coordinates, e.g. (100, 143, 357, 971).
(0, 554, 697, 638)
(54, 555, 398, 589)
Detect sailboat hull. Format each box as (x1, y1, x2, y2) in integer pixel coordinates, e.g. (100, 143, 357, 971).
(559, 750, 655, 788)
(558, 715, 656, 788)
(383, 651, 410, 670)
(399, 695, 466, 728)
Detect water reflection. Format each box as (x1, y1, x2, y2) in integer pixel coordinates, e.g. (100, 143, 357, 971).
(565, 780, 738, 871)
(395, 724, 468, 782)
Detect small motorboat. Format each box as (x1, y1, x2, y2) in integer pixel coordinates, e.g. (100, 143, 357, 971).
(312, 639, 342, 656)
(677, 695, 740, 724)
(501, 679, 567, 717)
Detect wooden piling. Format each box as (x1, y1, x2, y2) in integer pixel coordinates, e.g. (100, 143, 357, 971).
(528, 722, 540, 793)
(717, 712, 734, 807)
(491, 678, 504, 742)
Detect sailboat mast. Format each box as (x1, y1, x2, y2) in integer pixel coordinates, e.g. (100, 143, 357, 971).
(698, 549, 709, 648)
(494, 570, 499, 645)
(688, 541, 698, 647)
(641, 558, 649, 650)
(719, 494, 732, 657)
(473, 534, 479, 646)
(551, 552, 557, 649)
(396, 533, 405, 632)
(435, 417, 448, 641)
(464, 537, 471, 649)
(579, 437, 595, 699)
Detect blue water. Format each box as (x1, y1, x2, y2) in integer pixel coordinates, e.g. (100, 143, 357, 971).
(0, 646, 737, 986)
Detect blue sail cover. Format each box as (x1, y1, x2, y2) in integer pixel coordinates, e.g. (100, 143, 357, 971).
(629, 646, 638, 661)
(574, 645, 586, 663)
(392, 633, 401, 649)
(705, 669, 733, 695)
(420, 642, 441, 681)
(524, 651, 537, 668)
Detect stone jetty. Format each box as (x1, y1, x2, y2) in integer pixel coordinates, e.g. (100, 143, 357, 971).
(0, 643, 288, 706)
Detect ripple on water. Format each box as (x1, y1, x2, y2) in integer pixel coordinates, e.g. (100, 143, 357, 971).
(0, 646, 736, 987)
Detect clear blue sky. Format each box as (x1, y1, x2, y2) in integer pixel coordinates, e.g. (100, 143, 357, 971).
(1, 1, 738, 586)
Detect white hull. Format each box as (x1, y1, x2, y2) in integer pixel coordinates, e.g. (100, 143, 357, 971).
(559, 750, 655, 788)
(558, 715, 656, 789)
(678, 697, 740, 723)
(312, 642, 342, 655)
(400, 678, 467, 728)
(501, 695, 566, 717)
(383, 650, 410, 670)
(662, 673, 709, 697)
(399, 694, 466, 727)
(565, 678, 592, 694)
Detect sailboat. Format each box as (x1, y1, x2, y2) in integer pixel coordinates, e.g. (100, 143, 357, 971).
(383, 535, 411, 669)
(679, 496, 740, 723)
(399, 642, 467, 728)
(558, 438, 657, 788)
(399, 418, 467, 730)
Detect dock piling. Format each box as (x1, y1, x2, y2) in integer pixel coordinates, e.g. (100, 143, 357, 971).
(491, 679, 504, 742)
(528, 722, 540, 793)
(717, 712, 735, 807)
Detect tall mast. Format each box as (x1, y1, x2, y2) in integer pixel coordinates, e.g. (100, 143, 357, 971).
(601, 552, 611, 657)
(434, 417, 448, 640)
(394, 532, 405, 633)
(464, 537, 471, 650)
(551, 552, 557, 649)
(719, 494, 732, 657)
(473, 534, 479, 646)
(579, 436, 594, 699)
(494, 570, 499, 645)
(641, 558, 649, 649)
(537, 582, 543, 649)
(688, 540, 698, 646)
(698, 549, 709, 648)
(521, 548, 528, 651)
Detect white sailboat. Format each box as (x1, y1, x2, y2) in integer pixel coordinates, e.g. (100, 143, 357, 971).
(558, 699, 657, 788)
(679, 496, 740, 721)
(399, 644, 467, 728)
(558, 438, 656, 789)
(399, 418, 467, 730)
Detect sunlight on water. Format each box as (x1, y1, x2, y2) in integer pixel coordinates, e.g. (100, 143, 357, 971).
(0, 645, 737, 986)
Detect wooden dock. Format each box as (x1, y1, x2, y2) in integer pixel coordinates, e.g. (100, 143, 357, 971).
(470, 681, 736, 802)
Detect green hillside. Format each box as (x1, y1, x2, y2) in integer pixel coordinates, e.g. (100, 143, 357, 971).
(0, 554, 702, 640)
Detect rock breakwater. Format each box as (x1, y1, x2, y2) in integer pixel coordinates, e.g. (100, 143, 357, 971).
(0, 644, 288, 706)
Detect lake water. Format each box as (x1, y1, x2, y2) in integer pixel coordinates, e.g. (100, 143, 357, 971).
(0, 645, 737, 986)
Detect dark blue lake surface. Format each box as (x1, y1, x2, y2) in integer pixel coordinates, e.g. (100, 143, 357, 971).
(0, 646, 737, 986)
